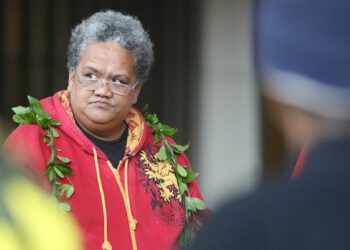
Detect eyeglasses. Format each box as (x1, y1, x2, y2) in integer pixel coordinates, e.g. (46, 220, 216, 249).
(74, 71, 138, 96)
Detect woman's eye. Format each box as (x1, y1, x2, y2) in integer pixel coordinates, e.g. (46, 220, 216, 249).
(85, 73, 98, 80)
(112, 79, 127, 85)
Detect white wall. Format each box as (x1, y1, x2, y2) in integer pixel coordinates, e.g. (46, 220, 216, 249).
(189, 0, 261, 210)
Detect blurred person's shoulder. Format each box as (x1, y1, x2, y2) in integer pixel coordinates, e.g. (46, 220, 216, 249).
(190, 156, 350, 250)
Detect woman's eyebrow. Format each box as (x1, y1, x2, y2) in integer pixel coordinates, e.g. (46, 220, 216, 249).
(81, 66, 99, 73)
(111, 73, 128, 78)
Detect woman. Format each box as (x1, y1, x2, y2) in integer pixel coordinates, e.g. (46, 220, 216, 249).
(5, 10, 206, 250)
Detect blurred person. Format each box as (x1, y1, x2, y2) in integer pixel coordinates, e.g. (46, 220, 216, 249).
(0, 152, 82, 250)
(189, 0, 350, 249)
(4, 10, 206, 250)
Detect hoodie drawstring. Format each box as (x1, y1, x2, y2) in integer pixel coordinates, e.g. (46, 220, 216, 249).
(93, 147, 138, 250)
(93, 148, 112, 250)
(108, 159, 138, 250)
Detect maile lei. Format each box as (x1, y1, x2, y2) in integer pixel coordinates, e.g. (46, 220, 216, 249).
(12, 96, 74, 212)
(141, 105, 207, 247)
(12, 96, 207, 246)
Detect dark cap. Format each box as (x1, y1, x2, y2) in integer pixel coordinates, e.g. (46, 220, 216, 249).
(256, 0, 350, 119)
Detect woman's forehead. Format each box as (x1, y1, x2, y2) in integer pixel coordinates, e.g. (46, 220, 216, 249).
(78, 42, 136, 75)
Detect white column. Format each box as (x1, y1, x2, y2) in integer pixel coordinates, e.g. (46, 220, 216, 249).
(189, 0, 261, 210)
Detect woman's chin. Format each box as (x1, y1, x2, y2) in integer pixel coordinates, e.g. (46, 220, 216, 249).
(85, 111, 116, 124)
(88, 116, 113, 125)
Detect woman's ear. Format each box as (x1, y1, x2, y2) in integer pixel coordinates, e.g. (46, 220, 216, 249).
(132, 85, 142, 104)
(67, 71, 74, 91)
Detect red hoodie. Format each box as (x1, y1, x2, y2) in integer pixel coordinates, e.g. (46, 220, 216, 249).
(4, 91, 205, 250)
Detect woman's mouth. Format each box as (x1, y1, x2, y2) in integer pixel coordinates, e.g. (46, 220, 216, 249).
(90, 101, 113, 108)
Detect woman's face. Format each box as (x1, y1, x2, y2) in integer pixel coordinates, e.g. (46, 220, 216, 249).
(68, 42, 141, 140)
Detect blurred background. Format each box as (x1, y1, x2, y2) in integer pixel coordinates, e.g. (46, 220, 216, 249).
(0, 0, 287, 210)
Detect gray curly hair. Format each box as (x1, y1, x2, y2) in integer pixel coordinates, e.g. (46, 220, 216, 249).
(67, 10, 154, 85)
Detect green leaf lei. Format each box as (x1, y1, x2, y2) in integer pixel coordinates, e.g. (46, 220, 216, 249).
(12, 96, 74, 212)
(141, 105, 207, 247)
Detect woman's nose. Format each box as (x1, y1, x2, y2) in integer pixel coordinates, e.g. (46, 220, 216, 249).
(94, 81, 113, 97)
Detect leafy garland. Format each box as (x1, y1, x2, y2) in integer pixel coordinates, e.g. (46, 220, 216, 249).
(12, 96, 206, 246)
(12, 96, 74, 212)
(141, 105, 207, 247)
